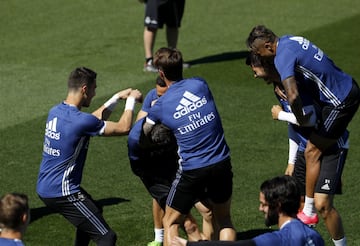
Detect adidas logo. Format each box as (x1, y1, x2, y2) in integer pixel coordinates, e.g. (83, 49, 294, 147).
(290, 36, 310, 50)
(173, 91, 207, 119)
(321, 179, 331, 191)
(45, 117, 60, 140)
(145, 16, 158, 25)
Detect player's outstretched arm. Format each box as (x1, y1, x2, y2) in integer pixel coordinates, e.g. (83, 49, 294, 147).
(92, 88, 133, 120)
(103, 89, 143, 136)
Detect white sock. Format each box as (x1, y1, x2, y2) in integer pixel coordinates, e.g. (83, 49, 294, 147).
(303, 196, 316, 216)
(332, 237, 347, 246)
(154, 228, 164, 242)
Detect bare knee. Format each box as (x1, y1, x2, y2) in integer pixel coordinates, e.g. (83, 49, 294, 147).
(315, 196, 333, 219)
(183, 219, 198, 235)
(199, 207, 213, 222)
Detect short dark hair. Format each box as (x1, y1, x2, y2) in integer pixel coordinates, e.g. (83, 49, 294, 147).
(245, 51, 262, 67)
(156, 76, 167, 87)
(150, 123, 175, 147)
(260, 175, 300, 216)
(68, 67, 97, 89)
(138, 120, 177, 158)
(154, 47, 183, 81)
(245, 51, 276, 74)
(246, 25, 277, 50)
(0, 193, 29, 230)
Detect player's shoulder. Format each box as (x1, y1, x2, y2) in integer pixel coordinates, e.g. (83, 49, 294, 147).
(186, 76, 207, 83)
(145, 88, 157, 97)
(0, 238, 25, 246)
(181, 77, 209, 90)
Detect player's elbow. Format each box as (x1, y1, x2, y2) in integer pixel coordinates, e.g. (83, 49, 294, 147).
(114, 124, 131, 135)
(104, 122, 131, 136)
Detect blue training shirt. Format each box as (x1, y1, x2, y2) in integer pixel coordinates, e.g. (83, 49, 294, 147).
(0, 238, 25, 246)
(276, 91, 314, 153)
(276, 92, 349, 153)
(253, 219, 324, 246)
(141, 88, 158, 113)
(127, 119, 143, 161)
(146, 77, 230, 171)
(129, 88, 162, 161)
(275, 35, 353, 106)
(36, 102, 105, 198)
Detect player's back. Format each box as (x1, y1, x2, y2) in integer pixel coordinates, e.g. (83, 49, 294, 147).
(146, 77, 230, 171)
(253, 219, 324, 246)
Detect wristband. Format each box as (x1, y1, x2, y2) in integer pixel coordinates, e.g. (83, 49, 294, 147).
(125, 97, 136, 111)
(278, 111, 299, 125)
(104, 94, 120, 111)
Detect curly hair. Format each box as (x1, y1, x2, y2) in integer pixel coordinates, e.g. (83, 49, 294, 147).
(260, 175, 301, 217)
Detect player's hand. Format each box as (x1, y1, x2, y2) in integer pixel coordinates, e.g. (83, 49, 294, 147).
(115, 88, 132, 100)
(130, 89, 143, 103)
(271, 105, 282, 120)
(284, 164, 294, 176)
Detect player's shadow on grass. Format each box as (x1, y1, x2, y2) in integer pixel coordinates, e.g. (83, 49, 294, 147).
(187, 51, 249, 66)
(236, 228, 275, 240)
(30, 197, 130, 223)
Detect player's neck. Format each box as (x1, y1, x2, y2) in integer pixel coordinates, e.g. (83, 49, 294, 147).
(0, 228, 23, 240)
(64, 92, 82, 109)
(278, 214, 293, 229)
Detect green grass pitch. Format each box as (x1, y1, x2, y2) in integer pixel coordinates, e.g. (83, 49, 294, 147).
(1, 1, 360, 245)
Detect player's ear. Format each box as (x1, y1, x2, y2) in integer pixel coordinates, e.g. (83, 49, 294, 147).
(80, 84, 88, 95)
(158, 69, 165, 80)
(264, 42, 272, 50)
(265, 42, 277, 55)
(22, 212, 30, 225)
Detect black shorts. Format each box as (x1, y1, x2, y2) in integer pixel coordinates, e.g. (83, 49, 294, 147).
(130, 157, 178, 209)
(294, 148, 347, 195)
(166, 159, 233, 214)
(310, 80, 360, 151)
(144, 0, 185, 29)
(39, 188, 116, 244)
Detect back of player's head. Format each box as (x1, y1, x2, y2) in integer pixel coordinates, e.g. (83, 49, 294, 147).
(246, 25, 277, 50)
(68, 67, 97, 89)
(0, 193, 29, 231)
(245, 51, 263, 67)
(260, 175, 300, 216)
(150, 123, 176, 147)
(154, 47, 183, 82)
(156, 76, 167, 88)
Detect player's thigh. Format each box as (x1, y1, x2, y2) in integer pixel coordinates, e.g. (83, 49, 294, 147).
(315, 149, 347, 195)
(207, 159, 233, 204)
(144, 0, 161, 28)
(166, 170, 202, 214)
(293, 151, 306, 196)
(159, 0, 185, 27)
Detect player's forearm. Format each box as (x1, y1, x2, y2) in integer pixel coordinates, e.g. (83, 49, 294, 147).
(289, 96, 313, 126)
(288, 138, 299, 165)
(103, 97, 136, 136)
(282, 77, 309, 126)
(92, 93, 121, 120)
(278, 111, 298, 125)
(115, 97, 136, 134)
